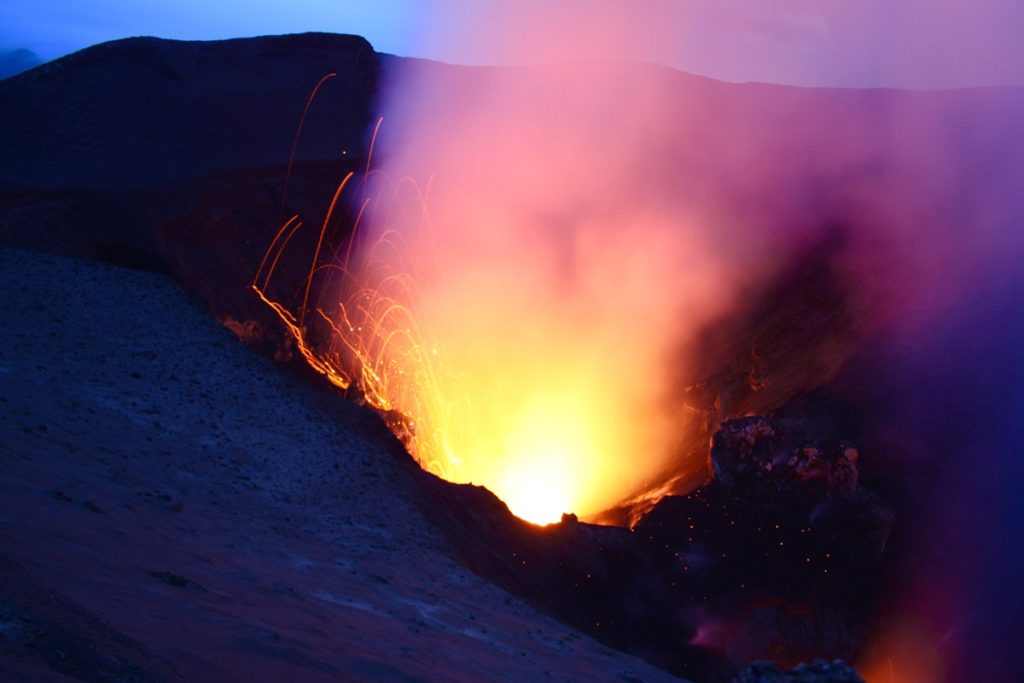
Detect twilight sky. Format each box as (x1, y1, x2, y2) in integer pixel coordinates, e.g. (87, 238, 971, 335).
(2, 0, 1023, 88)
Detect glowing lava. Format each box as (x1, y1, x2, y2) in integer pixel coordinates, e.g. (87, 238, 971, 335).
(253, 142, 695, 524)
(255, 52, 739, 524)
(492, 393, 603, 524)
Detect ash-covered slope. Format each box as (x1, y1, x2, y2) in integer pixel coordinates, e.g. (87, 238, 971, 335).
(0, 245, 681, 683)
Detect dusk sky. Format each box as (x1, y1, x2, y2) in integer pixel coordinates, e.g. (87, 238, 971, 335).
(2, 0, 1024, 88)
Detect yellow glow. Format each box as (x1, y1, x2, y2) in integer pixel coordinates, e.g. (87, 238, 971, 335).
(253, 183, 680, 522)
(487, 399, 588, 524)
(500, 460, 572, 525)
(253, 122, 691, 523)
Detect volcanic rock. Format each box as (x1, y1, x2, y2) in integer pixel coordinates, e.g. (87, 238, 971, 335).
(735, 659, 864, 682)
(0, 557, 179, 682)
(635, 415, 891, 667)
(401, 413, 888, 680)
(710, 415, 891, 563)
(0, 245, 680, 682)
(404, 470, 733, 681)
(711, 416, 859, 505)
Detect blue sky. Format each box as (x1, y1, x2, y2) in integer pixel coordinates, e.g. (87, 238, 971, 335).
(2, 0, 1023, 88)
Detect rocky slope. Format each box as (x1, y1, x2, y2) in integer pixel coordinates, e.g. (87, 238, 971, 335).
(3, 31, 1023, 681)
(0, 245, 682, 682)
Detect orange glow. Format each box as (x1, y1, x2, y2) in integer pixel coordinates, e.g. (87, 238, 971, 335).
(253, 125, 710, 522)
(255, 172, 660, 522)
(256, 49, 747, 523)
(856, 620, 947, 683)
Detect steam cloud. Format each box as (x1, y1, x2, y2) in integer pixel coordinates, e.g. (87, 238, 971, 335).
(367, 58, 765, 518)
(360, 3, 1024, 678)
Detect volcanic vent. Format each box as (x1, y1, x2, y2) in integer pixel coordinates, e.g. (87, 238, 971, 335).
(242, 51, 915, 680)
(5, 25, 1022, 683)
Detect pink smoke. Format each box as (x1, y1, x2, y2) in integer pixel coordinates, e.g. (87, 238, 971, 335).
(360, 3, 1024, 676)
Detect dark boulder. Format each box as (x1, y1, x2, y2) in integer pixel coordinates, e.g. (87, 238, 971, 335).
(635, 415, 891, 667)
(711, 415, 860, 505)
(710, 415, 892, 564)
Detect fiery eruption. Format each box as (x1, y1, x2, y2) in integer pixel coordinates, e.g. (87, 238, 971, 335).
(250, 34, 829, 526)
(253, 123, 704, 524)
(254, 10, 770, 525)
(246, 10, 1024, 680)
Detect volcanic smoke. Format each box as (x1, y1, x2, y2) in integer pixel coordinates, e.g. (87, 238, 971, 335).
(254, 9, 1024, 679)
(260, 5, 1023, 531)
(349, 66, 757, 522)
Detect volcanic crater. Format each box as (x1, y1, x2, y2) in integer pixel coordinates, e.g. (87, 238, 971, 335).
(2, 32, 1023, 683)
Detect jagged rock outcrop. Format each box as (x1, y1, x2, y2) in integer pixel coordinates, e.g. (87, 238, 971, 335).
(635, 415, 891, 668)
(711, 415, 892, 562)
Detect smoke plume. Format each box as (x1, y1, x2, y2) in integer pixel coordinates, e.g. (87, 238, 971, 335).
(357, 3, 1024, 677)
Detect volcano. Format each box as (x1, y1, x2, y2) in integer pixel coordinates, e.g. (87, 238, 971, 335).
(1, 33, 1023, 682)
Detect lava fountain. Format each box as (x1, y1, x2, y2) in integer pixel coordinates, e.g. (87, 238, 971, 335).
(246, 6, 1024, 679)
(249, 17, 897, 526)
(253, 46, 777, 524)
(254, 109, 732, 524)
(250, 37, 999, 533)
